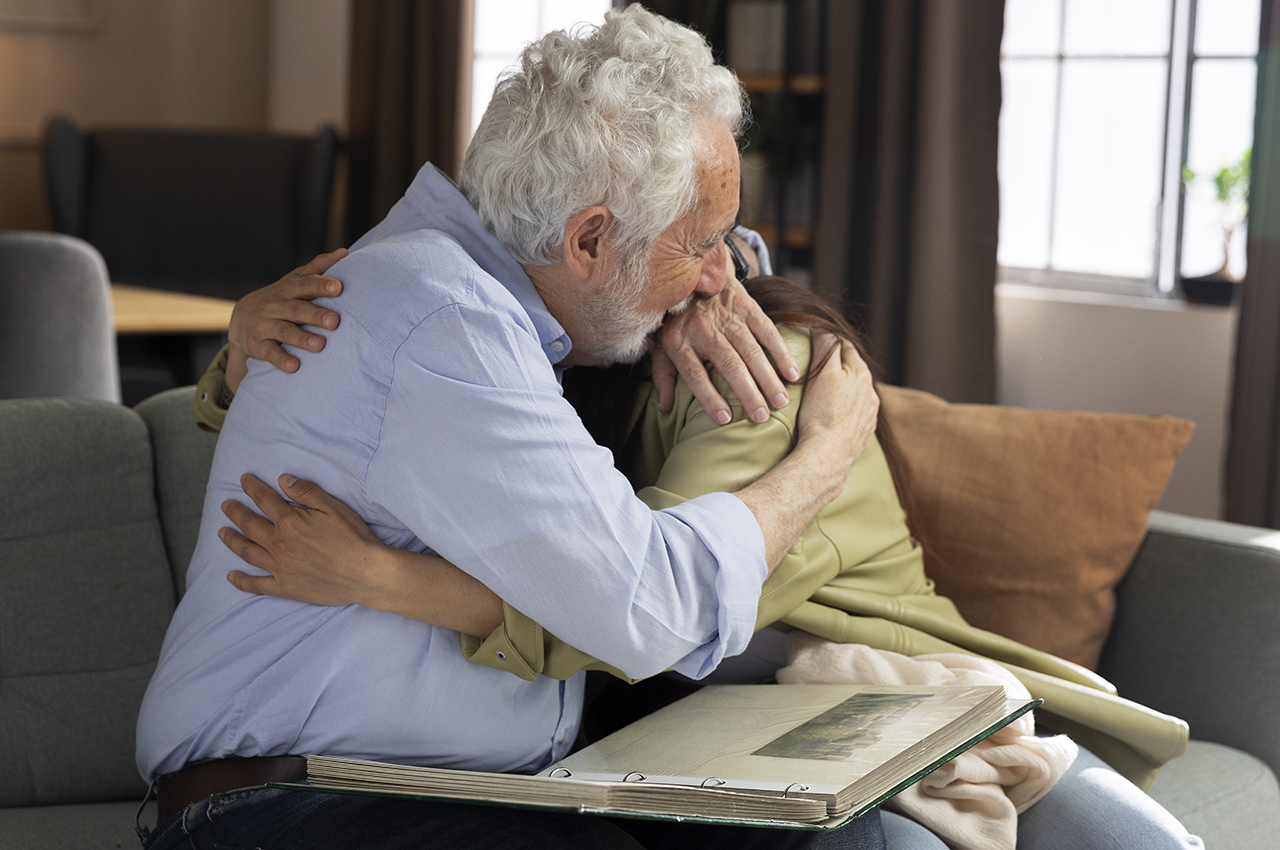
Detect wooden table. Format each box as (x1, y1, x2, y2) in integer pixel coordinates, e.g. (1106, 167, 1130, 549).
(110, 285, 236, 405)
(110, 284, 235, 335)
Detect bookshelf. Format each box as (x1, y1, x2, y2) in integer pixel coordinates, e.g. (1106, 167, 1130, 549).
(725, 0, 826, 286)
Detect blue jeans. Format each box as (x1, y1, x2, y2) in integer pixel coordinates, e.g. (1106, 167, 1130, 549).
(140, 785, 886, 850)
(879, 743, 1204, 850)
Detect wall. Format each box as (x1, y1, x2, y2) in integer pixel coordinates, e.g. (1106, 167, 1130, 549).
(0, 0, 272, 231)
(996, 283, 1239, 519)
(267, 0, 350, 135)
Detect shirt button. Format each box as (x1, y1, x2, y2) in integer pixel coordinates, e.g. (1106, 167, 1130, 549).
(550, 340, 565, 352)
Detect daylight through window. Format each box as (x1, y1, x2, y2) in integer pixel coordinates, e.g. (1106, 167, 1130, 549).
(998, 0, 1260, 294)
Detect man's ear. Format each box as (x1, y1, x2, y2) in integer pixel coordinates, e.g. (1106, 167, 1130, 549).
(561, 206, 614, 280)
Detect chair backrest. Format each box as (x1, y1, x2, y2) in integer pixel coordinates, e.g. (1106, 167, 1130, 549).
(0, 230, 120, 402)
(0, 397, 175, 806)
(45, 118, 338, 300)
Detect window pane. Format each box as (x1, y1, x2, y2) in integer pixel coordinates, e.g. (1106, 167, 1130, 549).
(472, 1, 611, 139)
(474, 0, 539, 55)
(1181, 58, 1257, 279)
(1052, 59, 1167, 278)
(1195, 0, 1262, 56)
(1003, 0, 1062, 56)
(998, 59, 1057, 268)
(1063, 0, 1172, 55)
(539, 0, 611, 35)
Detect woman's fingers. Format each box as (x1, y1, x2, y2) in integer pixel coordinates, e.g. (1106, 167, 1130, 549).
(217, 525, 270, 570)
(237, 473, 294, 522)
(277, 473, 337, 513)
(225, 569, 281, 597)
(227, 248, 347, 375)
(299, 248, 348, 278)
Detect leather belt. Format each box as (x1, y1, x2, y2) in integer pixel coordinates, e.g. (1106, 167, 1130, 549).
(156, 756, 307, 823)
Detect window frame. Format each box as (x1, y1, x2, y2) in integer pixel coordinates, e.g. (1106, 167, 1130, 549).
(997, 0, 1260, 298)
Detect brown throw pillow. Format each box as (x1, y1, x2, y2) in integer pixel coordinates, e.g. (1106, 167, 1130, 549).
(877, 385, 1195, 670)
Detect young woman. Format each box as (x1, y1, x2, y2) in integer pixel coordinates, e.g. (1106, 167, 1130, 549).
(201, 265, 1201, 850)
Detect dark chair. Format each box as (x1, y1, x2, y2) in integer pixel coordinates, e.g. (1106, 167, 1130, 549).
(0, 231, 120, 402)
(45, 117, 338, 301)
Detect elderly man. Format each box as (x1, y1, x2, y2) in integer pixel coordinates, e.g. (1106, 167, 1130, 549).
(136, 7, 881, 849)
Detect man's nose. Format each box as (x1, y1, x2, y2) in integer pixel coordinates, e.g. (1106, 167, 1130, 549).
(694, 242, 730, 297)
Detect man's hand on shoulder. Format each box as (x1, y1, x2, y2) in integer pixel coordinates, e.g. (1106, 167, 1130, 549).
(652, 259, 800, 426)
(796, 335, 878, 477)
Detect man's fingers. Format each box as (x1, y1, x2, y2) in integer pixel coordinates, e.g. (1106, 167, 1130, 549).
(681, 320, 769, 422)
(714, 321, 790, 415)
(671, 349, 731, 425)
(745, 309, 800, 384)
(649, 346, 678, 412)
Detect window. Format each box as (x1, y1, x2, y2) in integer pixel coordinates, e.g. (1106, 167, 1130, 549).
(997, 0, 1260, 294)
(470, 0, 614, 140)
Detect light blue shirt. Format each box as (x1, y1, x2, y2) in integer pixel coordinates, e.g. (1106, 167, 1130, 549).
(136, 165, 768, 780)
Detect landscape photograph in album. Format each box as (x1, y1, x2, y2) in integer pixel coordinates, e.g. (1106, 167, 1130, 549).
(294, 683, 1039, 830)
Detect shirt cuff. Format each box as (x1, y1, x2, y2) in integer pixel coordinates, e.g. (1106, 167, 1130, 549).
(193, 344, 232, 433)
(659, 491, 768, 680)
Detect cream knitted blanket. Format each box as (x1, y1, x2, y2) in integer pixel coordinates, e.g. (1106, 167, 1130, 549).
(776, 632, 1078, 850)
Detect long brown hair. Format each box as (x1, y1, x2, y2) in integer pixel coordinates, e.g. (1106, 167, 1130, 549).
(562, 276, 907, 491)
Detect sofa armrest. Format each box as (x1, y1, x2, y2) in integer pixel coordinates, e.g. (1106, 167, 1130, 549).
(1098, 510, 1280, 777)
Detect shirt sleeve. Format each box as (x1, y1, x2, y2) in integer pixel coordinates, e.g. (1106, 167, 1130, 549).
(364, 301, 767, 682)
(732, 225, 773, 276)
(464, 327, 851, 682)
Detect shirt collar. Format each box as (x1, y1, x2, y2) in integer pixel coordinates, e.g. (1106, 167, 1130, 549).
(403, 164, 573, 366)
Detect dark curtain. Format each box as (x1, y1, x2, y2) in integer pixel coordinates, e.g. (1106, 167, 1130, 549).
(1225, 0, 1280, 527)
(347, 0, 469, 243)
(812, 0, 1004, 402)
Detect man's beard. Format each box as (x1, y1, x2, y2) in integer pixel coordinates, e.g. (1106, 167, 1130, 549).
(570, 251, 692, 366)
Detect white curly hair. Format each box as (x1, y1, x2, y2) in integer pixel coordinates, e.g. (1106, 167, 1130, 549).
(459, 4, 747, 267)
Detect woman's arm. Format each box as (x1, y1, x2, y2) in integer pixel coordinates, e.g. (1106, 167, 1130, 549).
(227, 249, 347, 393)
(220, 472, 505, 638)
(216, 327, 880, 682)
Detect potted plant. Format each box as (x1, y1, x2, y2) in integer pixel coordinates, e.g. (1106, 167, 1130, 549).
(1181, 148, 1250, 304)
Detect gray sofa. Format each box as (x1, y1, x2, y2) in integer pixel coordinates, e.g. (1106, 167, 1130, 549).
(0, 388, 1277, 849)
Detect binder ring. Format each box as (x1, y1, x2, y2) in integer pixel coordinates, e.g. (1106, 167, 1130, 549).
(548, 767, 572, 778)
(783, 783, 811, 797)
(700, 777, 727, 788)
(623, 772, 647, 782)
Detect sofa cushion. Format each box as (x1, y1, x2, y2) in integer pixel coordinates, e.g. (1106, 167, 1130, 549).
(878, 385, 1193, 669)
(1147, 739, 1280, 850)
(0, 799, 147, 850)
(136, 386, 220, 597)
(0, 398, 174, 807)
